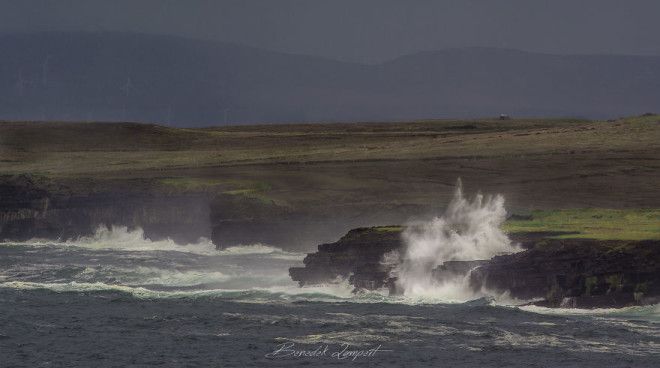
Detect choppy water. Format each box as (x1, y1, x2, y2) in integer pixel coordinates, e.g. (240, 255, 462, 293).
(0, 227, 658, 367)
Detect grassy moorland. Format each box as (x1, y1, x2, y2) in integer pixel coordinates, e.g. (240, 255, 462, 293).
(1, 115, 659, 241)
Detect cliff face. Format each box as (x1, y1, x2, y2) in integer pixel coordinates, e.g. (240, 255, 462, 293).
(0, 175, 211, 244)
(208, 196, 343, 250)
(0, 174, 369, 250)
(288, 227, 660, 308)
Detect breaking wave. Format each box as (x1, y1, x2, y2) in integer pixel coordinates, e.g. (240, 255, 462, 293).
(14, 225, 217, 254)
(518, 303, 660, 321)
(12, 225, 296, 258)
(392, 179, 520, 301)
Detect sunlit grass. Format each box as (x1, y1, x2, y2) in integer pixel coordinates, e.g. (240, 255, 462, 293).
(504, 208, 660, 240)
(618, 113, 659, 124)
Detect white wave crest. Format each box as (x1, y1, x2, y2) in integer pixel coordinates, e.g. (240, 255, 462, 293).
(0, 279, 370, 303)
(518, 303, 660, 320)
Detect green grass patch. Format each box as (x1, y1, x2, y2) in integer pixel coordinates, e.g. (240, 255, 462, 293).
(158, 177, 227, 191)
(373, 226, 404, 233)
(504, 208, 660, 240)
(159, 177, 285, 206)
(222, 181, 285, 206)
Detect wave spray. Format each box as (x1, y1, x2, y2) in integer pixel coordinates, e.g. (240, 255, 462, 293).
(392, 179, 519, 301)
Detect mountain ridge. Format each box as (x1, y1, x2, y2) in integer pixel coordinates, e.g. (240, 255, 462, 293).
(1, 31, 659, 126)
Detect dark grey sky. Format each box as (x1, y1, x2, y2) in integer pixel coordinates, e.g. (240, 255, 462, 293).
(2, 0, 660, 63)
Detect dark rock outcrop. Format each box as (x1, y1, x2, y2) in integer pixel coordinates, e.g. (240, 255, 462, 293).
(289, 226, 660, 308)
(469, 239, 660, 307)
(432, 260, 488, 281)
(289, 227, 402, 291)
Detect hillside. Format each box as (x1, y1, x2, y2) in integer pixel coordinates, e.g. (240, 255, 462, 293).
(2, 116, 659, 209)
(2, 32, 660, 125)
(1, 116, 659, 249)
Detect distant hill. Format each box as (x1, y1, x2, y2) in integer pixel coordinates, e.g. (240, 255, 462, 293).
(1, 32, 659, 126)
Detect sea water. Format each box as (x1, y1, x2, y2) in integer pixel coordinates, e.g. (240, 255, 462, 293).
(0, 227, 658, 367)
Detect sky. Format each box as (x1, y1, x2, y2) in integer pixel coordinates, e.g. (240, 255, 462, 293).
(2, 0, 660, 63)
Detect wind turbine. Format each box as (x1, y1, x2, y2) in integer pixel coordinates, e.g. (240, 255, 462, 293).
(15, 69, 26, 97)
(41, 55, 52, 87)
(166, 104, 173, 123)
(120, 77, 135, 97)
(120, 77, 135, 121)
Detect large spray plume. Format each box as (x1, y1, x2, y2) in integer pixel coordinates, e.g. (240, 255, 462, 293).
(392, 179, 519, 300)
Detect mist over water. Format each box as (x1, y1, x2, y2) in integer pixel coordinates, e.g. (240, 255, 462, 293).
(392, 180, 520, 301)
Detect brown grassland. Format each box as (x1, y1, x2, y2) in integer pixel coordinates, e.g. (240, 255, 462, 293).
(1, 115, 659, 240)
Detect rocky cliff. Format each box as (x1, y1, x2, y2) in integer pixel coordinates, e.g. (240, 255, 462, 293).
(289, 227, 660, 308)
(0, 174, 211, 244)
(470, 239, 660, 308)
(0, 174, 372, 250)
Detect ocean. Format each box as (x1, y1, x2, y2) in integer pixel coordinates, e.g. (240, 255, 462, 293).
(0, 227, 658, 367)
